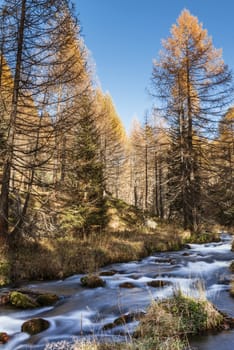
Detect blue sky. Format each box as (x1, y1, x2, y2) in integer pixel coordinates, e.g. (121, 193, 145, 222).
(75, 0, 234, 133)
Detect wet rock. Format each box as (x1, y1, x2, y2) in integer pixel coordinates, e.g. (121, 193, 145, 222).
(99, 270, 117, 276)
(154, 258, 172, 263)
(21, 318, 50, 335)
(5, 290, 59, 309)
(147, 280, 171, 288)
(169, 259, 177, 265)
(183, 244, 192, 249)
(182, 252, 190, 256)
(36, 293, 59, 306)
(154, 258, 176, 264)
(102, 312, 145, 330)
(0, 332, 9, 344)
(119, 282, 136, 288)
(225, 317, 234, 329)
(80, 275, 106, 288)
(9, 291, 39, 309)
(218, 275, 231, 285)
(221, 318, 234, 330)
(0, 293, 10, 306)
(129, 274, 141, 280)
(218, 309, 234, 330)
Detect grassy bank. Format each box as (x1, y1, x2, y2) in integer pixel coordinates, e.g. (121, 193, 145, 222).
(0, 198, 221, 286)
(1, 224, 220, 285)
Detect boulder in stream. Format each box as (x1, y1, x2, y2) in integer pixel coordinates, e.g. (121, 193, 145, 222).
(80, 275, 106, 288)
(36, 293, 59, 306)
(147, 280, 171, 288)
(0, 332, 9, 344)
(128, 274, 141, 280)
(0, 293, 10, 306)
(3, 290, 59, 309)
(103, 311, 145, 330)
(182, 252, 190, 256)
(9, 291, 39, 309)
(183, 244, 192, 249)
(99, 270, 118, 276)
(154, 258, 176, 264)
(119, 282, 136, 288)
(21, 318, 50, 335)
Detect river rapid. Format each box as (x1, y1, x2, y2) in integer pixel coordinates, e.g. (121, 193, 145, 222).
(0, 233, 234, 350)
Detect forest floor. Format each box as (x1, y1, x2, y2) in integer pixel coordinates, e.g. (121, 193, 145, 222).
(0, 198, 222, 286)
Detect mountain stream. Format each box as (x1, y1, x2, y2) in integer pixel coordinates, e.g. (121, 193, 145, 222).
(0, 233, 234, 349)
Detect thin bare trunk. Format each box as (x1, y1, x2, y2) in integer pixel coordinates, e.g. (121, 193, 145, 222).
(0, 0, 26, 238)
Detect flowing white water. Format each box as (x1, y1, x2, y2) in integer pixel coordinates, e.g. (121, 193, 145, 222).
(0, 233, 233, 350)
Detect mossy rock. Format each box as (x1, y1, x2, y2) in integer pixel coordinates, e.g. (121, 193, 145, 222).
(0, 332, 9, 344)
(147, 280, 171, 288)
(80, 275, 106, 288)
(21, 318, 50, 335)
(36, 293, 59, 306)
(9, 291, 39, 309)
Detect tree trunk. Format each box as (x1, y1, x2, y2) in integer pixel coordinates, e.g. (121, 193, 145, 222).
(0, 0, 26, 240)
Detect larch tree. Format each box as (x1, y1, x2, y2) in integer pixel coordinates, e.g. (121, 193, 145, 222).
(151, 9, 233, 232)
(151, 122, 170, 219)
(0, 56, 13, 179)
(129, 119, 145, 209)
(95, 91, 128, 201)
(210, 108, 234, 226)
(48, 4, 91, 189)
(128, 117, 155, 212)
(0, 0, 89, 244)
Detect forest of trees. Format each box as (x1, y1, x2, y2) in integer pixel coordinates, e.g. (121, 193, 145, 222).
(0, 0, 233, 253)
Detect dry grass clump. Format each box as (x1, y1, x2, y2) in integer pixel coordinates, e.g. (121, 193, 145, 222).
(0, 255, 10, 286)
(230, 261, 234, 272)
(135, 290, 223, 349)
(230, 281, 234, 297)
(134, 299, 188, 349)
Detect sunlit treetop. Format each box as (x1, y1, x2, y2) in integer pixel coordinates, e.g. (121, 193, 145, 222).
(157, 9, 224, 76)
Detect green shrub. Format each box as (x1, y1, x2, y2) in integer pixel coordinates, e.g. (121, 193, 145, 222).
(135, 290, 223, 348)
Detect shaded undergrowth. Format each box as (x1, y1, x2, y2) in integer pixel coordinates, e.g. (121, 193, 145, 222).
(0, 197, 222, 285)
